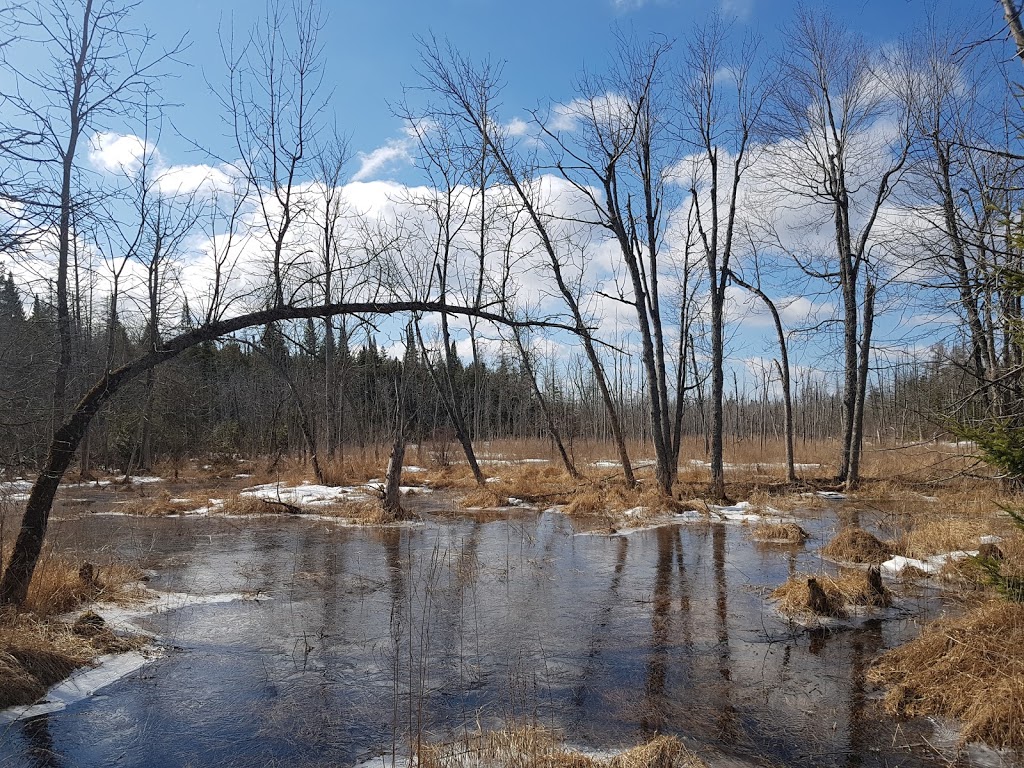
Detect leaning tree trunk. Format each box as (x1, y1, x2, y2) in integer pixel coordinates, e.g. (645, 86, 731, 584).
(729, 271, 798, 484)
(511, 329, 581, 480)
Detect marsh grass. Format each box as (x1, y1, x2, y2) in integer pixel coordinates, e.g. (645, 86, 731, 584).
(772, 569, 892, 618)
(0, 549, 148, 710)
(118, 489, 203, 517)
(897, 518, 993, 559)
(821, 527, 893, 564)
(417, 727, 708, 768)
(868, 600, 1024, 749)
(17, 549, 146, 617)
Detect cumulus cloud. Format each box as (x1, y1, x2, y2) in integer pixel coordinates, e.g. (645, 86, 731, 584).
(155, 163, 235, 197)
(88, 132, 155, 174)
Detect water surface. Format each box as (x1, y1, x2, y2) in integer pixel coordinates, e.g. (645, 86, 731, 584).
(0, 496, 1011, 767)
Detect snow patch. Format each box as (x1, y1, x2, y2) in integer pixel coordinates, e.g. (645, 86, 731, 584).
(708, 500, 791, 524)
(241, 481, 375, 506)
(880, 550, 978, 576)
(0, 650, 159, 723)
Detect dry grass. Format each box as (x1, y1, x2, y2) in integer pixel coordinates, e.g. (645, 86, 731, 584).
(868, 600, 1024, 749)
(751, 522, 809, 544)
(0, 612, 94, 708)
(319, 455, 386, 487)
(822, 527, 893, 564)
(219, 494, 288, 516)
(772, 568, 891, 618)
(0, 609, 150, 709)
(897, 518, 995, 559)
(15, 549, 146, 617)
(0, 550, 149, 710)
(118, 489, 201, 517)
(564, 483, 683, 519)
(417, 727, 707, 768)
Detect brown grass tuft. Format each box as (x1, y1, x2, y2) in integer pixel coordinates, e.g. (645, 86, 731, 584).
(0, 617, 89, 708)
(17, 550, 146, 617)
(319, 456, 385, 487)
(219, 494, 285, 516)
(0, 550, 150, 710)
(119, 490, 197, 517)
(868, 601, 1024, 749)
(898, 518, 994, 559)
(822, 527, 893, 564)
(772, 568, 891, 618)
(417, 727, 707, 768)
(459, 487, 515, 509)
(751, 522, 809, 544)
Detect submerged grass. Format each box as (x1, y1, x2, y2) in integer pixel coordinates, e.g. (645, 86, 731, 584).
(751, 522, 809, 544)
(417, 727, 708, 768)
(868, 600, 1024, 749)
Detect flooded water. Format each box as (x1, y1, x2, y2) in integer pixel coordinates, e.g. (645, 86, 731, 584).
(0, 492, 1016, 767)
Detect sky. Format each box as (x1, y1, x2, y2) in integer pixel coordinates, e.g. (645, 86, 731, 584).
(3, 0, 1019, 394)
(134, 0, 999, 181)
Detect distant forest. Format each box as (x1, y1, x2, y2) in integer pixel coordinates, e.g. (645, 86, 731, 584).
(0, 268, 973, 475)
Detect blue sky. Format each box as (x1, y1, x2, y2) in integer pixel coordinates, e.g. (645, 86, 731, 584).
(144, 0, 998, 175)
(5, 0, 1016, 392)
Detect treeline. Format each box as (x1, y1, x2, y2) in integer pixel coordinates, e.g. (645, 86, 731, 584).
(1, 268, 973, 475)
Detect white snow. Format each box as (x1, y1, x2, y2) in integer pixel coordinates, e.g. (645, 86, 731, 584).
(362, 482, 432, 496)
(240, 481, 374, 507)
(708, 500, 792, 524)
(980, 535, 1004, 545)
(0, 650, 159, 724)
(880, 550, 978, 576)
(0, 479, 32, 502)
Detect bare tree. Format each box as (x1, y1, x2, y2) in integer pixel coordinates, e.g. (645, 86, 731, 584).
(0, 0, 181, 424)
(679, 19, 769, 497)
(414, 39, 639, 487)
(218, 0, 325, 308)
(766, 9, 911, 489)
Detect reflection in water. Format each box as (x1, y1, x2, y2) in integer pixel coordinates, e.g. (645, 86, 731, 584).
(21, 716, 63, 768)
(640, 528, 674, 733)
(0, 508, 968, 768)
(712, 524, 739, 743)
(573, 536, 628, 710)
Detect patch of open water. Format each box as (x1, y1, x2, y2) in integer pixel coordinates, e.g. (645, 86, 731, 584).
(0, 495, 1017, 767)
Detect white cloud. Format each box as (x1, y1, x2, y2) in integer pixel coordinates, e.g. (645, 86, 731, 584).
(155, 163, 235, 197)
(505, 117, 531, 137)
(547, 93, 636, 134)
(88, 132, 156, 174)
(351, 139, 414, 182)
